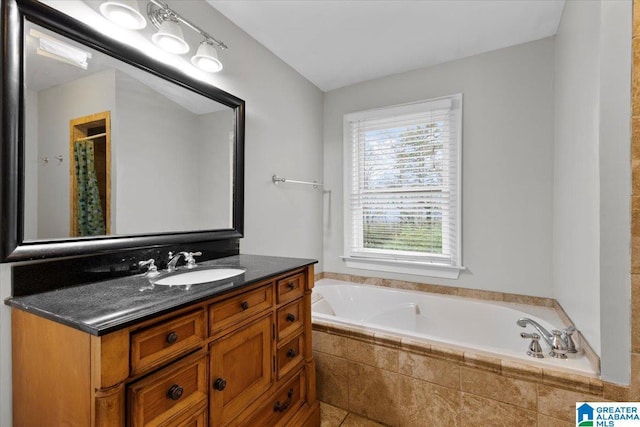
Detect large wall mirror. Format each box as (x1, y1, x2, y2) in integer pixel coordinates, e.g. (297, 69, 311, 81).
(1, 0, 245, 262)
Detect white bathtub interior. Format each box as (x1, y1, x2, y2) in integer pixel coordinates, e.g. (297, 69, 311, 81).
(312, 279, 596, 376)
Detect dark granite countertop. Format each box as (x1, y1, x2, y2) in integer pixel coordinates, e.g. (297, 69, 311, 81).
(5, 254, 317, 336)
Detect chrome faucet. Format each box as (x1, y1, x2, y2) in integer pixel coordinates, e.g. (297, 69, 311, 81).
(517, 317, 577, 359)
(167, 251, 202, 272)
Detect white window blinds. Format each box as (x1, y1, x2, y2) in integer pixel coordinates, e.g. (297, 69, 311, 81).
(344, 95, 462, 270)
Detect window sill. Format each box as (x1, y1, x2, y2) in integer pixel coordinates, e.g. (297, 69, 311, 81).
(340, 256, 465, 280)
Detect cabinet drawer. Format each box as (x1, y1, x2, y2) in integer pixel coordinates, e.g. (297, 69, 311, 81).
(276, 333, 305, 380)
(277, 299, 304, 341)
(276, 273, 304, 304)
(128, 352, 208, 427)
(131, 310, 205, 375)
(240, 368, 306, 427)
(209, 284, 273, 336)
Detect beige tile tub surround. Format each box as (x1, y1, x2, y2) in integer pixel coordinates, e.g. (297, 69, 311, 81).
(313, 323, 602, 426)
(631, 0, 640, 402)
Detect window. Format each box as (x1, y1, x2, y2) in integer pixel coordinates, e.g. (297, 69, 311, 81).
(343, 94, 463, 279)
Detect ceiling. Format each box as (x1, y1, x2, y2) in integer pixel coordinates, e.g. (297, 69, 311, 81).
(207, 0, 566, 92)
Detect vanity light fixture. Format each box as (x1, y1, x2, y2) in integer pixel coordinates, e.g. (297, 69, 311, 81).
(99, 0, 227, 72)
(30, 29, 91, 70)
(99, 0, 147, 30)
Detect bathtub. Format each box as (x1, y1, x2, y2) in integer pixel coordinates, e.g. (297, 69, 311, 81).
(312, 279, 596, 375)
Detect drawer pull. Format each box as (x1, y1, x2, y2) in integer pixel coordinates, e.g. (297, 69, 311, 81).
(286, 313, 296, 322)
(287, 281, 295, 290)
(166, 384, 184, 401)
(273, 388, 294, 413)
(286, 348, 296, 358)
(166, 332, 178, 344)
(213, 377, 227, 391)
(240, 301, 249, 311)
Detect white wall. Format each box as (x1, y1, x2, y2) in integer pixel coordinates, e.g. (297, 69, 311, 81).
(553, 0, 601, 367)
(323, 38, 556, 298)
(598, 0, 632, 385)
(554, 0, 631, 384)
(35, 69, 116, 239)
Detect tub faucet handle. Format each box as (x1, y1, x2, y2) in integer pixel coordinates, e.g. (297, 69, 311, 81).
(520, 332, 544, 358)
(549, 330, 568, 359)
(563, 326, 578, 354)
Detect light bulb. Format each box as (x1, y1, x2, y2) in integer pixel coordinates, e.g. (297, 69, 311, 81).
(151, 19, 189, 54)
(99, 1, 146, 30)
(191, 42, 223, 72)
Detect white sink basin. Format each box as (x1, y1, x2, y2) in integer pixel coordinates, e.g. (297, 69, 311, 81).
(154, 268, 245, 286)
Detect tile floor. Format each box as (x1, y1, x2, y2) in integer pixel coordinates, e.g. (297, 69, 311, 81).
(320, 401, 388, 427)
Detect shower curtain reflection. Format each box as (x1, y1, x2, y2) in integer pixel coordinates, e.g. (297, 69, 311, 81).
(73, 140, 105, 236)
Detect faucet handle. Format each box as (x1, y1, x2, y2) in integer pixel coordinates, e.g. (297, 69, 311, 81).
(138, 259, 159, 277)
(549, 330, 568, 359)
(563, 326, 579, 354)
(520, 332, 539, 340)
(520, 332, 543, 358)
(182, 251, 202, 269)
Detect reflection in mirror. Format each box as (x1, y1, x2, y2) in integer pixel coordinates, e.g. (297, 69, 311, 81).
(24, 21, 235, 241)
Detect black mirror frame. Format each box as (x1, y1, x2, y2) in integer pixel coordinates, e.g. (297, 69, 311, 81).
(0, 0, 245, 262)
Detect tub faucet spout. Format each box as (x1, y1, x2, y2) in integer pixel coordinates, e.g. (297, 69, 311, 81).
(517, 318, 552, 344)
(517, 317, 570, 359)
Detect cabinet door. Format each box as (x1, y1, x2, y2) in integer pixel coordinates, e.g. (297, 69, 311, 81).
(209, 315, 273, 426)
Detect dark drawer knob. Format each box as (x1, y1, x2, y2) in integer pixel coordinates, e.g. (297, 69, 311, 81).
(287, 281, 295, 290)
(166, 332, 178, 344)
(286, 313, 296, 322)
(240, 301, 249, 311)
(286, 348, 296, 358)
(273, 388, 294, 413)
(166, 384, 183, 401)
(213, 377, 227, 391)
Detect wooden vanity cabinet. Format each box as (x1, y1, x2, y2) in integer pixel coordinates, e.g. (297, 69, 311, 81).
(11, 265, 319, 427)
